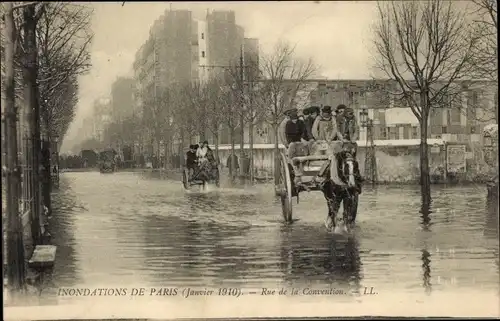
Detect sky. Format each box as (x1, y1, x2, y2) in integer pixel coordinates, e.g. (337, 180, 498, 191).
(62, 1, 379, 152)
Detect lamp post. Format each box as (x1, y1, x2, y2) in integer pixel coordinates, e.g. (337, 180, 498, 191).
(360, 108, 377, 184)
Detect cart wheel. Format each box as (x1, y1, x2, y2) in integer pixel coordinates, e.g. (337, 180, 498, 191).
(182, 168, 189, 190)
(278, 152, 293, 223)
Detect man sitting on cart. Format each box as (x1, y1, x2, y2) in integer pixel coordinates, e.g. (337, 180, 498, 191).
(303, 106, 320, 142)
(311, 106, 342, 154)
(336, 104, 359, 156)
(279, 108, 297, 146)
(195, 140, 217, 180)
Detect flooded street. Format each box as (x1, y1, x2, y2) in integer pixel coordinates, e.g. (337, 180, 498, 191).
(45, 172, 499, 293)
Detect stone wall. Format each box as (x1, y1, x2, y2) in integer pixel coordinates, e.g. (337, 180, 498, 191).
(216, 142, 493, 183)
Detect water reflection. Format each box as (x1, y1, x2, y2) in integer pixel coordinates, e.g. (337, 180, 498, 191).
(279, 224, 362, 293)
(47, 177, 80, 288)
(44, 173, 499, 297)
(421, 249, 432, 294)
(484, 196, 499, 240)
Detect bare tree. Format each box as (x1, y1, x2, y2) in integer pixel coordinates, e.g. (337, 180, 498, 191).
(33, 2, 92, 217)
(470, 0, 497, 82)
(1, 1, 25, 291)
(37, 2, 93, 138)
(469, 0, 498, 123)
(372, 0, 480, 208)
(21, 2, 47, 246)
(42, 74, 79, 139)
(260, 41, 317, 182)
(170, 83, 198, 165)
(204, 76, 226, 163)
(218, 70, 242, 181)
(242, 63, 267, 183)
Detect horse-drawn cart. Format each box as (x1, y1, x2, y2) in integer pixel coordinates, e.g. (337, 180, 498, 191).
(182, 159, 220, 190)
(275, 141, 361, 225)
(98, 149, 117, 173)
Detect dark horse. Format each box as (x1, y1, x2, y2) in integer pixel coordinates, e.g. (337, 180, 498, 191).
(319, 148, 363, 230)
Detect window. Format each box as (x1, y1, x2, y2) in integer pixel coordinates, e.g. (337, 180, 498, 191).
(388, 126, 398, 140)
(201, 33, 204, 39)
(348, 91, 354, 102)
(470, 126, 476, 134)
(403, 125, 410, 139)
(450, 108, 461, 124)
(442, 126, 448, 134)
(201, 51, 205, 58)
(411, 126, 418, 139)
(380, 128, 387, 139)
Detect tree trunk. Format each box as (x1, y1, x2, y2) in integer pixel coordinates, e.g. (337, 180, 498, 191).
(41, 140, 52, 217)
(23, 5, 42, 245)
(419, 106, 432, 213)
(273, 123, 280, 184)
(249, 119, 254, 184)
(239, 113, 246, 181)
(229, 126, 236, 182)
(179, 130, 185, 167)
(4, 2, 26, 291)
(214, 133, 220, 167)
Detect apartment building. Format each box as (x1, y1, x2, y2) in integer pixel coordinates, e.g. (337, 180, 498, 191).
(307, 79, 498, 143)
(197, 19, 209, 83)
(110, 77, 135, 123)
(206, 10, 244, 78)
(91, 97, 112, 141)
(243, 38, 259, 80)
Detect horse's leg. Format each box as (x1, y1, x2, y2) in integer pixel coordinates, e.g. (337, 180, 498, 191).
(322, 180, 342, 230)
(350, 190, 359, 225)
(320, 179, 334, 229)
(342, 189, 352, 226)
(330, 187, 343, 227)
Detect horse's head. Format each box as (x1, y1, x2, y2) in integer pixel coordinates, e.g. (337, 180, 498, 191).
(337, 149, 356, 188)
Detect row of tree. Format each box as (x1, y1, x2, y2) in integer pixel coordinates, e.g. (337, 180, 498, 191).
(101, 41, 317, 181)
(100, 0, 496, 200)
(2, 2, 92, 290)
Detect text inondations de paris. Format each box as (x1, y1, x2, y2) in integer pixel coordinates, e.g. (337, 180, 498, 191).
(57, 286, 378, 299)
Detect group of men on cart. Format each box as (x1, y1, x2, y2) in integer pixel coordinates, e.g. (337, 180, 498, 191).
(280, 104, 363, 196)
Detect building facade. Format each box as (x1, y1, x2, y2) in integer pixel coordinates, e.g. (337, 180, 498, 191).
(243, 38, 259, 80)
(110, 77, 135, 123)
(307, 79, 498, 144)
(197, 19, 209, 83)
(92, 97, 112, 142)
(206, 10, 244, 78)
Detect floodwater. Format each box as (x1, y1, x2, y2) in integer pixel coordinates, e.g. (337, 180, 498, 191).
(13, 171, 500, 315)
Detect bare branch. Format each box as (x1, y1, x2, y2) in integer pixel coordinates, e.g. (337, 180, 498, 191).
(371, 0, 481, 123)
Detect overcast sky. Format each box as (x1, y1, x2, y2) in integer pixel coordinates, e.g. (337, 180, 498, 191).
(62, 1, 378, 152)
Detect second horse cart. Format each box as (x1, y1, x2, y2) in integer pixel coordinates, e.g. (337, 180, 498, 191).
(182, 159, 220, 190)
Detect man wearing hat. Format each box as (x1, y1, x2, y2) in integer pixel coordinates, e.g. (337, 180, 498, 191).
(336, 104, 359, 156)
(303, 106, 320, 141)
(186, 144, 198, 179)
(284, 109, 308, 146)
(312, 105, 342, 144)
(278, 108, 297, 146)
